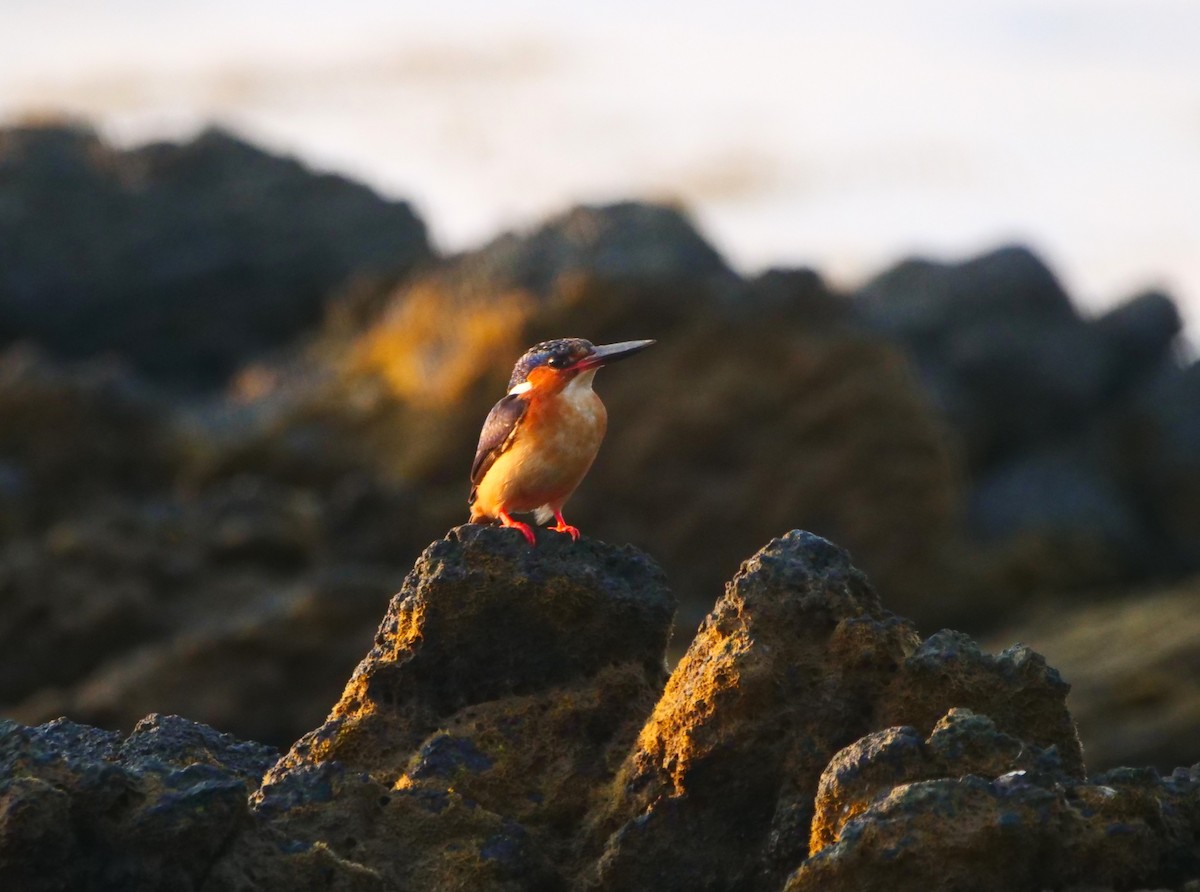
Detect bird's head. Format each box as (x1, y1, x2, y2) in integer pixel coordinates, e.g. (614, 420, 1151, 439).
(506, 337, 655, 395)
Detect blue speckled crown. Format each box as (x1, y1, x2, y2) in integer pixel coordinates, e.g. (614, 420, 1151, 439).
(507, 338, 595, 390)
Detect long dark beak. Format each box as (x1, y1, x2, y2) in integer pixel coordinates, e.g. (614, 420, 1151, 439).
(572, 339, 656, 371)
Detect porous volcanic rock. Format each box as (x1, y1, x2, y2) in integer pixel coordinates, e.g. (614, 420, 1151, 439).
(237, 524, 676, 890)
(270, 524, 674, 777)
(0, 123, 430, 386)
(0, 714, 278, 892)
(791, 718, 1200, 892)
(585, 531, 1087, 891)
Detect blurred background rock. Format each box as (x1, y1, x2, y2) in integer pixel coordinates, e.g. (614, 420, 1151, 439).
(2, 1, 1198, 775)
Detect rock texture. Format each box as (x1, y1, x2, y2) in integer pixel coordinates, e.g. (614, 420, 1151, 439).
(0, 714, 278, 891)
(792, 718, 1200, 892)
(232, 524, 676, 891)
(2, 529, 1198, 891)
(584, 532, 1085, 890)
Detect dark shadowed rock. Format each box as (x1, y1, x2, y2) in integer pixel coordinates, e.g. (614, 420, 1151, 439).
(0, 463, 415, 748)
(854, 245, 1076, 346)
(0, 123, 430, 386)
(854, 247, 1186, 475)
(1093, 289, 1183, 387)
(1122, 359, 1200, 573)
(0, 715, 277, 892)
(968, 441, 1147, 554)
(428, 201, 735, 307)
(11, 566, 395, 747)
(0, 345, 179, 528)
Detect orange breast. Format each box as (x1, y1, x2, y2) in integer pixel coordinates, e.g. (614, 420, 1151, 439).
(471, 385, 607, 518)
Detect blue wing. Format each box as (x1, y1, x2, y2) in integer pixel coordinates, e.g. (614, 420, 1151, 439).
(469, 394, 529, 503)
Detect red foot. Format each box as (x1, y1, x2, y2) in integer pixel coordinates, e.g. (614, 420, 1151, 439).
(498, 511, 537, 546)
(551, 511, 581, 541)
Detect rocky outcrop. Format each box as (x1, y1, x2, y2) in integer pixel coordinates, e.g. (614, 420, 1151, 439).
(0, 714, 278, 891)
(854, 247, 1181, 469)
(584, 533, 1084, 890)
(2, 529, 1197, 890)
(856, 246, 1197, 589)
(0, 123, 430, 386)
(792, 718, 1200, 891)
(231, 524, 676, 891)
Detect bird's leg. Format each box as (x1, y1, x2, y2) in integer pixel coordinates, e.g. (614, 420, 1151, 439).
(550, 510, 581, 541)
(498, 510, 537, 546)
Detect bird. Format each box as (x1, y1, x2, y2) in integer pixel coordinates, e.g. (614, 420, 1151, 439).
(468, 337, 656, 545)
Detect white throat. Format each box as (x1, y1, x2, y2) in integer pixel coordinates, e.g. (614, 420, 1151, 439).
(564, 369, 598, 393)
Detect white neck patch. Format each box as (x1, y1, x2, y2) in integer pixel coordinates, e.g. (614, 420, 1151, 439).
(565, 369, 598, 393)
(507, 380, 534, 396)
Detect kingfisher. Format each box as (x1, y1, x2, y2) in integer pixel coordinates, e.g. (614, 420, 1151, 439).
(468, 337, 655, 545)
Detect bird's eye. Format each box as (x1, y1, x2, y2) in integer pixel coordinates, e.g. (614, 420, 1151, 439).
(547, 355, 568, 369)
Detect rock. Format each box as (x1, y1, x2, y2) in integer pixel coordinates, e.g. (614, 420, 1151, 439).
(0, 123, 430, 386)
(967, 442, 1148, 557)
(585, 532, 1083, 890)
(876, 630, 1084, 775)
(808, 709, 1066, 852)
(236, 525, 676, 890)
(854, 247, 1186, 474)
(1092, 290, 1183, 389)
(0, 473, 412, 748)
(0, 714, 277, 892)
(586, 532, 919, 890)
(10, 565, 393, 747)
(790, 721, 1200, 892)
(854, 244, 1077, 346)
(2, 528, 1199, 890)
(270, 524, 674, 776)
(0, 345, 179, 526)
(439, 200, 736, 299)
(1121, 359, 1200, 573)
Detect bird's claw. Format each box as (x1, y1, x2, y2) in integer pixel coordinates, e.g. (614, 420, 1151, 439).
(498, 512, 537, 546)
(551, 522, 581, 541)
(551, 512, 581, 541)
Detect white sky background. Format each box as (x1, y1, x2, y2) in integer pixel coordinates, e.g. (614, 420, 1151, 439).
(3, 0, 1199, 331)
